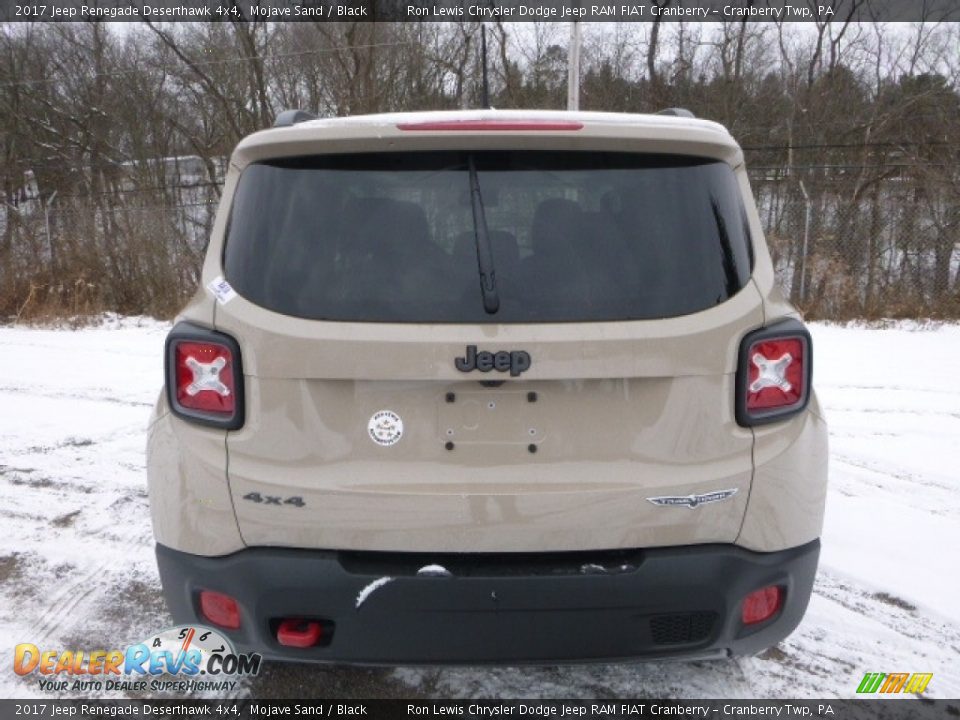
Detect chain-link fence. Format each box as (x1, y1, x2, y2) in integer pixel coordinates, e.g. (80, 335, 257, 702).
(0, 185, 219, 320)
(750, 169, 960, 319)
(2, 166, 959, 322)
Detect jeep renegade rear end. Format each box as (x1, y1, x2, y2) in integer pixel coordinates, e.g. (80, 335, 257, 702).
(147, 110, 827, 663)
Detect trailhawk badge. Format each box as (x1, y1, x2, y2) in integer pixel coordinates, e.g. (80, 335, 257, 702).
(647, 488, 738, 509)
(368, 410, 404, 447)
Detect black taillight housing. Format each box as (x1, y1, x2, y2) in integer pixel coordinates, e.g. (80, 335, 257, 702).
(735, 318, 812, 427)
(165, 322, 244, 430)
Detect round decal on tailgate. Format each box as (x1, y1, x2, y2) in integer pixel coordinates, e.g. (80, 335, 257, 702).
(368, 410, 404, 447)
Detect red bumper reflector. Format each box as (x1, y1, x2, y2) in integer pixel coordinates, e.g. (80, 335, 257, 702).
(199, 590, 241, 630)
(397, 120, 584, 132)
(277, 619, 323, 648)
(741, 585, 783, 625)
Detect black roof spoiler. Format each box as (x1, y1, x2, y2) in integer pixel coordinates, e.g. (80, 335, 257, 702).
(273, 109, 318, 128)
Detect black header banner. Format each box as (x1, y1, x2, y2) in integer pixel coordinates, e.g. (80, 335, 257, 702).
(1, 0, 958, 22)
(1, 699, 958, 720)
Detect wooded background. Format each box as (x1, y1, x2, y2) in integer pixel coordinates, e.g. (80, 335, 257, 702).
(1, 21, 958, 320)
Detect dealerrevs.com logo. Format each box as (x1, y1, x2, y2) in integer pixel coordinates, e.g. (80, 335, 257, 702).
(14, 625, 261, 694)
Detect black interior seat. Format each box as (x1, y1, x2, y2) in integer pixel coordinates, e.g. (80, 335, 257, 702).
(267, 180, 342, 314)
(336, 197, 449, 314)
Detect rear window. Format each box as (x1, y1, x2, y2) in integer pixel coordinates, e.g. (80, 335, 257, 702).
(223, 151, 753, 323)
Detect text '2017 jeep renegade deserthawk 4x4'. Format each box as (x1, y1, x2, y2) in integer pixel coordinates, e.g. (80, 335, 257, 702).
(147, 109, 828, 664)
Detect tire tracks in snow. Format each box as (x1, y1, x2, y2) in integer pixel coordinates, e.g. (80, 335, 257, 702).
(0, 384, 154, 408)
(813, 570, 960, 648)
(31, 561, 114, 640)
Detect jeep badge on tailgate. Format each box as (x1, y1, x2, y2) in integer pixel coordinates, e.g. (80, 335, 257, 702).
(455, 345, 532, 377)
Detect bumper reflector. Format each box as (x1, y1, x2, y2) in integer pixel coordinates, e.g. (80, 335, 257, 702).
(199, 590, 241, 630)
(277, 619, 324, 648)
(741, 585, 783, 625)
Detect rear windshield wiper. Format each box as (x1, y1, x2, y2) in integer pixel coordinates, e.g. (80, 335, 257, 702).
(467, 155, 500, 314)
(710, 197, 741, 298)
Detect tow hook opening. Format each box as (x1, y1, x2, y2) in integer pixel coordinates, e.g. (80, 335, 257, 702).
(273, 618, 334, 648)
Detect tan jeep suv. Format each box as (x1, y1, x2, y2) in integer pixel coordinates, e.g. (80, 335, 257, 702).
(147, 109, 828, 664)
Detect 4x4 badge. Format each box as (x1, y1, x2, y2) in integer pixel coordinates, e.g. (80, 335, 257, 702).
(455, 345, 531, 377)
(647, 488, 738, 509)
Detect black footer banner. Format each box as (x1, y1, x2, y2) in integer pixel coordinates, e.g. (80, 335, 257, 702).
(2, 699, 958, 720)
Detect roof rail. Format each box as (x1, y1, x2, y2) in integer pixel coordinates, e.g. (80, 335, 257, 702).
(656, 108, 695, 118)
(273, 109, 318, 128)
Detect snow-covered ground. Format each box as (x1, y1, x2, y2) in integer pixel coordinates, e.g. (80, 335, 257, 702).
(0, 317, 957, 700)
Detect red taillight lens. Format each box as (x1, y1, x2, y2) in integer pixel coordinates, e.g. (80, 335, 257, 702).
(745, 337, 805, 412)
(165, 323, 244, 429)
(736, 320, 812, 427)
(199, 590, 241, 630)
(174, 341, 236, 414)
(741, 585, 783, 625)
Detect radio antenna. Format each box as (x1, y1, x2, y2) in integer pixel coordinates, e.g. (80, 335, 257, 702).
(481, 25, 491, 108)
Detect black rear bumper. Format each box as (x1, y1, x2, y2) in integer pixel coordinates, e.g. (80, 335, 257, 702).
(156, 540, 819, 665)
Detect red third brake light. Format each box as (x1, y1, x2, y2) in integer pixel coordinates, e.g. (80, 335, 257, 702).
(397, 119, 584, 132)
(741, 586, 783, 625)
(174, 341, 236, 414)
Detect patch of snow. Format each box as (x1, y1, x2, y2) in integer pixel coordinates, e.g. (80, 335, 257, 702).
(811, 322, 960, 626)
(581, 563, 635, 574)
(0, 319, 172, 699)
(417, 564, 452, 577)
(355, 577, 394, 609)
(0, 318, 958, 699)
